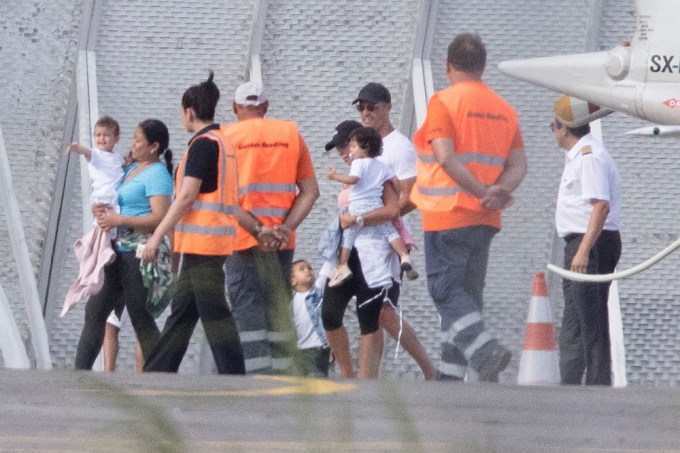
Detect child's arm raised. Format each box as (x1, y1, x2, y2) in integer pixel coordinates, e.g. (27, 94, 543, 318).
(66, 143, 92, 162)
(326, 167, 359, 185)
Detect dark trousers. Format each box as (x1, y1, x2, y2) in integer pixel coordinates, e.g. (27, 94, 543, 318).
(75, 252, 160, 370)
(560, 230, 621, 385)
(225, 248, 296, 374)
(143, 254, 245, 375)
(294, 347, 332, 377)
(424, 226, 498, 377)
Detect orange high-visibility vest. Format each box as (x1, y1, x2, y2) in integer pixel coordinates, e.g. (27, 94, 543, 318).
(173, 129, 239, 256)
(410, 82, 519, 230)
(221, 118, 301, 251)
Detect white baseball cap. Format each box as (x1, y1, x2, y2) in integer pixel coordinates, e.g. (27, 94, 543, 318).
(234, 81, 267, 106)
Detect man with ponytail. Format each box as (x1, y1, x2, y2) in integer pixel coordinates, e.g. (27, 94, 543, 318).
(222, 81, 319, 375)
(142, 72, 274, 374)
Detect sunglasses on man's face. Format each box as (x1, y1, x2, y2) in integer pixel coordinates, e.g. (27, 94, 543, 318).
(356, 102, 377, 112)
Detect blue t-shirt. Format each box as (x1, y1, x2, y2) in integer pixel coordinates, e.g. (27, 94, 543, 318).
(117, 162, 173, 217)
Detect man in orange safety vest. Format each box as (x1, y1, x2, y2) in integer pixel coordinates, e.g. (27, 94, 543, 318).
(222, 81, 319, 374)
(410, 33, 527, 382)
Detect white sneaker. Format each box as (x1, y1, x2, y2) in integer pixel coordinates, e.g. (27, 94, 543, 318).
(329, 264, 353, 287)
(400, 255, 419, 280)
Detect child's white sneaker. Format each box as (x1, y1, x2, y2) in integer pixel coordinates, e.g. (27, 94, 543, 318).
(329, 264, 353, 287)
(400, 255, 419, 280)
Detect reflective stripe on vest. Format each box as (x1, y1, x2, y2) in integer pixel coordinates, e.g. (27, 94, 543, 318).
(175, 223, 237, 236)
(192, 200, 239, 215)
(418, 152, 506, 168)
(415, 151, 507, 199)
(417, 185, 462, 197)
(238, 182, 297, 196)
(250, 207, 290, 217)
(221, 119, 301, 251)
(411, 85, 517, 213)
(174, 128, 239, 255)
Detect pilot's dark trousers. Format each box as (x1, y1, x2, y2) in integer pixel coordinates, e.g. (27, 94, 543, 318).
(560, 230, 621, 386)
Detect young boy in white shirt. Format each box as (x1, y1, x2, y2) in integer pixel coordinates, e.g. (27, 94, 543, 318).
(291, 259, 331, 377)
(66, 115, 125, 236)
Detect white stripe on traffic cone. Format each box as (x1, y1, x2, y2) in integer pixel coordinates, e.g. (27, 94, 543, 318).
(517, 272, 560, 385)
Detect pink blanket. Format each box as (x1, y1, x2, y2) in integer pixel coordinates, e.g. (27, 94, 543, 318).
(61, 227, 116, 317)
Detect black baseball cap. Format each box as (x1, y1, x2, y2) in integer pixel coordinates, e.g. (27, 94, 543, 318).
(324, 120, 362, 151)
(352, 82, 391, 105)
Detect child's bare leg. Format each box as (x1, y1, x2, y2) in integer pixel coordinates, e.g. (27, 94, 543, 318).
(135, 338, 144, 373)
(390, 238, 419, 280)
(389, 237, 409, 258)
(102, 323, 120, 372)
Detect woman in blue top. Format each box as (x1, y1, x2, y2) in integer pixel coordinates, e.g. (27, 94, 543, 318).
(75, 119, 174, 370)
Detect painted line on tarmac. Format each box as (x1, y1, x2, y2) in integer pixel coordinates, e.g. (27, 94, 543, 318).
(192, 440, 452, 450)
(0, 437, 450, 451)
(129, 375, 356, 398)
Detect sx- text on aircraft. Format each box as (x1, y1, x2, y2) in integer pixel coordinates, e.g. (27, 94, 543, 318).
(499, 0, 680, 135)
(498, 0, 680, 281)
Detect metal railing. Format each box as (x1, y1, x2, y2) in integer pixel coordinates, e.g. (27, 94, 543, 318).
(40, 0, 104, 360)
(408, 0, 438, 134)
(246, 0, 269, 84)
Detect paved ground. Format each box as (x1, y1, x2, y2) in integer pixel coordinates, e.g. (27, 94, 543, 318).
(1, 369, 679, 452)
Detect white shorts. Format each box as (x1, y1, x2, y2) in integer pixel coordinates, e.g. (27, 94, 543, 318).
(106, 307, 129, 329)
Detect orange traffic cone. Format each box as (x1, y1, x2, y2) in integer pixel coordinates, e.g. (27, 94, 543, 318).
(517, 272, 560, 385)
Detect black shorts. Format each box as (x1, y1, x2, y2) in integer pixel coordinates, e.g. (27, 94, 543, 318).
(321, 248, 398, 334)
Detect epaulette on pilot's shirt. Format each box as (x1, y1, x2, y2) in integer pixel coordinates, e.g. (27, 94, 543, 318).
(581, 145, 592, 155)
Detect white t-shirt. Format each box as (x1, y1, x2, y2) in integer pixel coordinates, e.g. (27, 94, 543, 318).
(378, 129, 417, 181)
(378, 129, 417, 234)
(89, 147, 124, 207)
(319, 230, 399, 288)
(292, 290, 324, 349)
(355, 230, 400, 288)
(555, 133, 622, 237)
(348, 157, 394, 204)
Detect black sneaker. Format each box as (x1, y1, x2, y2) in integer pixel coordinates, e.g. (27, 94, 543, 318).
(400, 255, 419, 280)
(436, 372, 464, 382)
(477, 344, 512, 383)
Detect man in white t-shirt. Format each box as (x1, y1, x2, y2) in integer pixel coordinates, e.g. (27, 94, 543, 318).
(353, 83, 417, 222)
(339, 82, 437, 380)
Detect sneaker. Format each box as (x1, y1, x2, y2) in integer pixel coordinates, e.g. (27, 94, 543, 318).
(400, 255, 419, 280)
(436, 371, 464, 382)
(328, 264, 353, 287)
(477, 344, 512, 383)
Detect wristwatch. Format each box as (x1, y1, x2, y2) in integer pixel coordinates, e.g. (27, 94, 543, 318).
(355, 215, 364, 228)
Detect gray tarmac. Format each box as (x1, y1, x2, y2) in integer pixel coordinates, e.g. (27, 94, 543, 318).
(1, 369, 679, 452)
